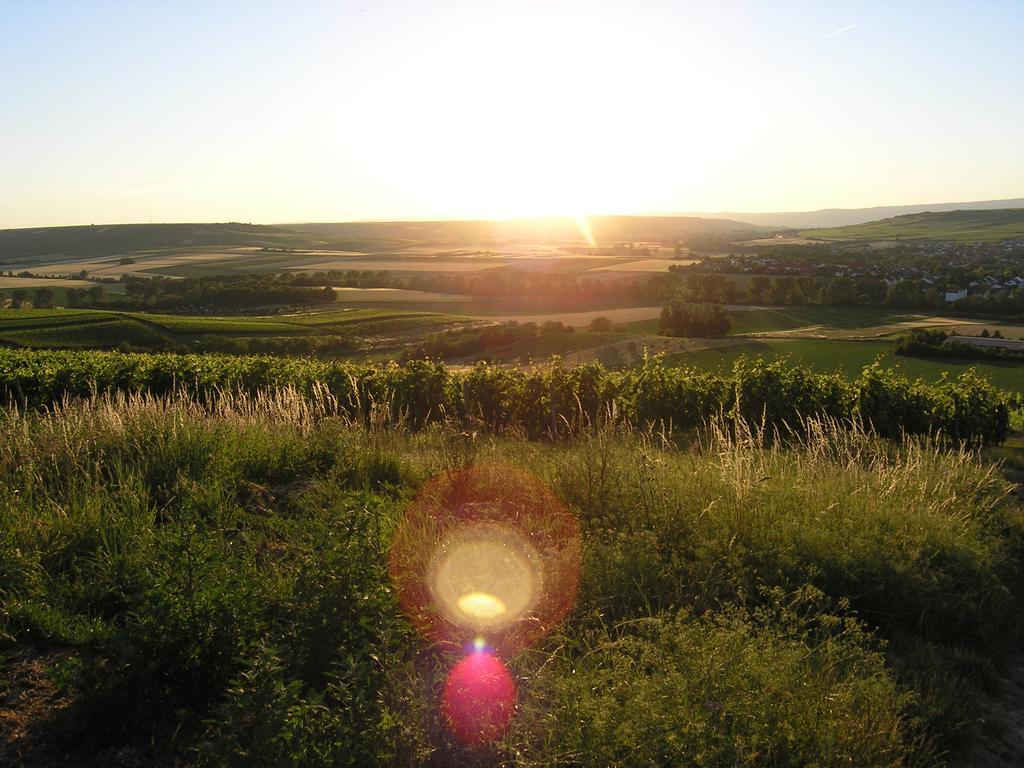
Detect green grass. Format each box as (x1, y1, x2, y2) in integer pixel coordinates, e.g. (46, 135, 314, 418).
(802, 208, 1024, 242)
(0, 393, 1020, 765)
(724, 306, 917, 335)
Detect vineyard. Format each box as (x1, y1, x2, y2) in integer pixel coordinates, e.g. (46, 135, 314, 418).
(0, 348, 1012, 445)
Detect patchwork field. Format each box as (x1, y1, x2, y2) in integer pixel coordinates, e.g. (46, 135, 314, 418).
(5, 245, 693, 281)
(562, 306, 1024, 392)
(1, 303, 1020, 393)
(587, 257, 696, 272)
(0, 308, 468, 353)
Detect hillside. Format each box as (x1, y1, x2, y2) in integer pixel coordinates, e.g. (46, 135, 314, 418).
(0, 223, 327, 262)
(0, 216, 763, 262)
(801, 208, 1024, 242)
(682, 197, 1024, 228)
(286, 215, 764, 244)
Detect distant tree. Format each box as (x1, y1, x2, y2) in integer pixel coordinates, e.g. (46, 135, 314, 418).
(589, 316, 613, 333)
(11, 288, 27, 308)
(33, 287, 55, 308)
(685, 274, 737, 304)
(88, 285, 105, 304)
(747, 275, 772, 304)
(768, 277, 794, 305)
(885, 280, 926, 309)
(822, 277, 859, 306)
(659, 301, 730, 337)
(792, 277, 820, 305)
(541, 320, 567, 335)
(66, 288, 86, 308)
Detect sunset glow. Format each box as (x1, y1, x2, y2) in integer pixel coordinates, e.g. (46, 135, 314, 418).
(2, 1, 1021, 227)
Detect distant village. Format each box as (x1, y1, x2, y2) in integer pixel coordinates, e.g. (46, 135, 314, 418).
(694, 239, 1024, 303)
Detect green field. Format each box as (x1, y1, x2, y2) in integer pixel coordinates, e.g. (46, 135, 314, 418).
(0, 308, 467, 354)
(723, 306, 919, 335)
(663, 337, 1023, 392)
(802, 208, 1024, 242)
(605, 306, 1024, 392)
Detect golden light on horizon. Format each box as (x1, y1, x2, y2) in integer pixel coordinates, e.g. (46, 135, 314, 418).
(574, 215, 597, 246)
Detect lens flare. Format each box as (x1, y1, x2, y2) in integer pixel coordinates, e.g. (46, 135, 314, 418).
(442, 650, 517, 745)
(389, 463, 581, 655)
(574, 214, 597, 247)
(456, 592, 507, 620)
(429, 523, 541, 633)
(389, 463, 580, 744)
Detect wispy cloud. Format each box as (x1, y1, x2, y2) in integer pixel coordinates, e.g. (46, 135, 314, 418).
(824, 23, 857, 38)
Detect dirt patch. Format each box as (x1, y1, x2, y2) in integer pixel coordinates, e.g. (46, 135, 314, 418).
(0, 649, 188, 767)
(0, 650, 73, 767)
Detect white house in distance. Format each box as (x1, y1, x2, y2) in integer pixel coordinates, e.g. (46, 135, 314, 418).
(944, 288, 968, 303)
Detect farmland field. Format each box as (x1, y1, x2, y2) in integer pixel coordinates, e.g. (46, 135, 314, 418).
(1, 303, 1021, 393)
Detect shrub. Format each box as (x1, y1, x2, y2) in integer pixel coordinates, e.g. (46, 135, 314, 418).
(515, 597, 914, 767)
(659, 300, 730, 337)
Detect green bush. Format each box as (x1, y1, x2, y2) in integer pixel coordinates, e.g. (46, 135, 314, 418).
(515, 597, 913, 767)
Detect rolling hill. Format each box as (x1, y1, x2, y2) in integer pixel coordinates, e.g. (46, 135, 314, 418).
(682, 197, 1024, 229)
(0, 216, 764, 262)
(0, 222, 325, 262)
(285, 215, 765, 244)
(800, 208, 1024, 243)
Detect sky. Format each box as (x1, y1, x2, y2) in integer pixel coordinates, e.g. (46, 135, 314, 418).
(1, 0, 1022, 228)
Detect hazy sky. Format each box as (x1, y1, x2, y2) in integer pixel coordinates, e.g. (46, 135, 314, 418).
(2, 0, 1022, 228)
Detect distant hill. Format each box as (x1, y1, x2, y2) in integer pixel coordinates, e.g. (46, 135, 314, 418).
(0, 223, 323, 261)
(680, 197, 1024, 229)
(286, 215, 764, 245)
(0, 217, 764, 260)
(800, 208, 1024, 243)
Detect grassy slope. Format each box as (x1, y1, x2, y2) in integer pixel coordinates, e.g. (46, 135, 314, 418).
(0, 216, 762, 264)
(0, 308, 463, 351)
(0, 223, 328, 261)
(0, 394, 1020, 765)
(801, 208, 1024, 242)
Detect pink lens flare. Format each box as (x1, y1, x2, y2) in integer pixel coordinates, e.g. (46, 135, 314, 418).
(389, 463, 581, 657)
(442, 650, 517, 745)
(389, 463, 580, 744)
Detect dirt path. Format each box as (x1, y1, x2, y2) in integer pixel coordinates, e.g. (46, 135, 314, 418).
(0, 650, 72, 767)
